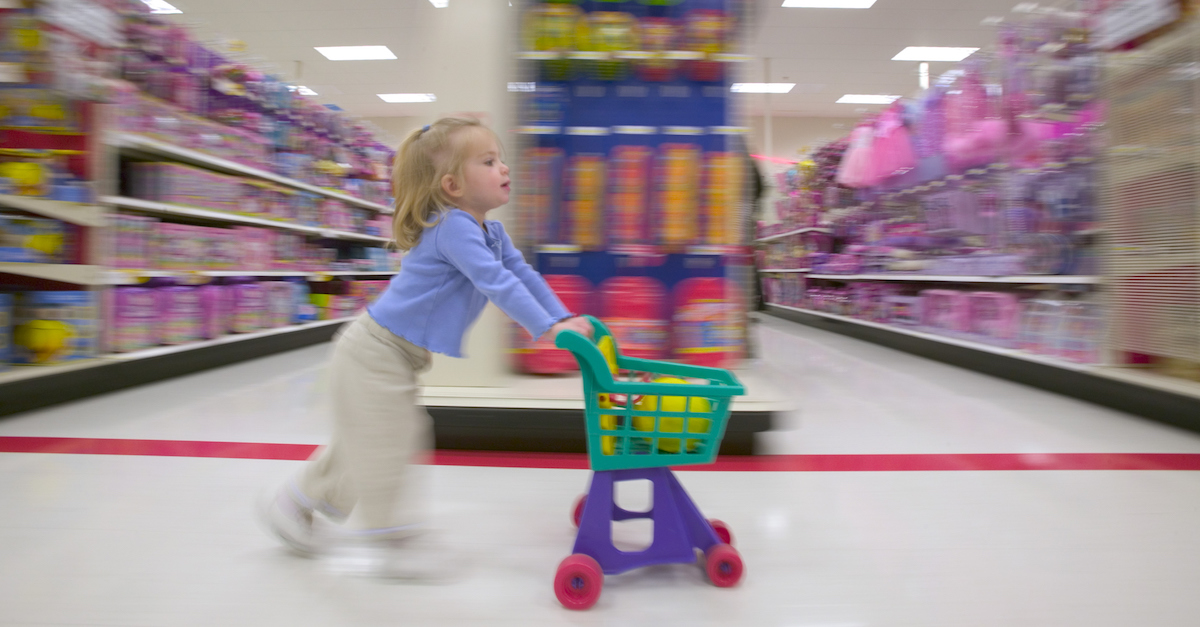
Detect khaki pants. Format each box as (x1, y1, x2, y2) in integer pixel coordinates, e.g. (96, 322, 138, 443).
(298, 313, 433, 537)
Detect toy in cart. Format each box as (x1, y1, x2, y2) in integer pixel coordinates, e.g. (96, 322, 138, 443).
(552, 316, 747, 610)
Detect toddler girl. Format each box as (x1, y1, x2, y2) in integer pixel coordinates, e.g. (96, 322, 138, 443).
(262, 117, 592, 580)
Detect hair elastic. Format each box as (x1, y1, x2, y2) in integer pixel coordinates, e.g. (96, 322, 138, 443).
(421, 124, 431, 134)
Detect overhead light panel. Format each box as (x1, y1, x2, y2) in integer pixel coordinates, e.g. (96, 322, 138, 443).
(892, 46, 980, 62)
(508, 82, 537, 92)
(731, 83, 796, 93)
(430, 0, 448, 6)
(142, 0, 181, 14)
(378, 93, 437, 103)
(287, 85, 318, 96)
(782, 0, 876, 7)
(315, 46, 397, 61)
(837, 94, 900, 104)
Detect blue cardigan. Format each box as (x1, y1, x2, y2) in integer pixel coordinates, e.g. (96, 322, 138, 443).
(367, 208, 572, 358)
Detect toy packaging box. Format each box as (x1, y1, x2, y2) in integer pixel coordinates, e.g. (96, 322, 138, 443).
(0, 214, 68, 263)
(11, 291, 99, 364)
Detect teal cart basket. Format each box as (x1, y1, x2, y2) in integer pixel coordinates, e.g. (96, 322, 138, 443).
(552, 316, 747, 610)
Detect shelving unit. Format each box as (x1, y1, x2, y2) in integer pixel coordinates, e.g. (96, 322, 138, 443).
(0, 263, 110, 285)
(107, 133, 392, 214)
(4, 113, 396, 400)
(765, 303, 1200, 433)
(754, 227, 831, 243)
(106, 317, 353, 361)
(766, 303, 1092, 371)
(0, 317, 355, 418)
(804, 273, 1102, 285)
(102, 269, 394, 285)
(0, 195, 107, 227)
(103, 196, 391, 244)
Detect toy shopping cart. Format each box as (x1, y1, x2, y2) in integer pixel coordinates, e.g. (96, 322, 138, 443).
(552, 315, 747, 610)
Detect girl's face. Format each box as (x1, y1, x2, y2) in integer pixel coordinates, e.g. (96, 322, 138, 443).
(456, 130, 511, 216)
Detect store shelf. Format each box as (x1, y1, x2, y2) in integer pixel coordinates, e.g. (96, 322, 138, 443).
(0, 263, 109, 285)
(762, 305, 1200, 434)
(1, 317, 353, 417)
(103, 196, 391, 244)
(107, 133, 392, 214)
(766, 303, 1093, 372)
(0, 194, 107, 227)
(760, 268, 811, 274)
(0, 358, 111, 387)
(108, 317, 354, 361)
(103, 269, 395, 284)
(755, 227, 831, 243)
(803, 273, 1102, 285)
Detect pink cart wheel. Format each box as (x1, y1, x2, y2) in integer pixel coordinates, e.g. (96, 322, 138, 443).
(704, 543, 744, 588)
(708, 519, 734, 546)
(554, 554, 604, 610)
(571, 494, 587, 529)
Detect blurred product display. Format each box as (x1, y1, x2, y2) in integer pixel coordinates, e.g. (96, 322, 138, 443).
(512, 0, 751, 374)
(759, 2, 1200, 382)
(0, 0, 398, 375)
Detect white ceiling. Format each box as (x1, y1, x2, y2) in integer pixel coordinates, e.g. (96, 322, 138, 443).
(164, 0, 1022, 119)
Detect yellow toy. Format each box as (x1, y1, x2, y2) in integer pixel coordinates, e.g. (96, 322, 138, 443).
(597, 335, 621, 456)
(634, 377, 712, 453)
(14, 319, 74, 364)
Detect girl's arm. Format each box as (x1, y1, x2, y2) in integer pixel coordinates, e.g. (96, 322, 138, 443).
(495, 225, 573, 321)
(436, 212, 565, 340)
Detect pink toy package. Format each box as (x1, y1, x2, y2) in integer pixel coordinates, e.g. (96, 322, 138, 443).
(236, 180, 266, 216)
(231, 278, 265, 333)
(885, 295, 922, 326)
(159, 284, 203, 345)
(155, 222, 208, 269)
(967, 291, 1021, 347)
(236, 227, 274, 271)
(264, 281, 294, 328)
(110, 214, 158, 269)
(198, 283, 231, 339)
(207, 227, 241, 270)
(109, 286, 158, 353)
(920, 289, 970, 333)
(272, 232, 303, 269)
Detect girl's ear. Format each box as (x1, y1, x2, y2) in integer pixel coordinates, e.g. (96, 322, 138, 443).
(441, 173, 463, 199)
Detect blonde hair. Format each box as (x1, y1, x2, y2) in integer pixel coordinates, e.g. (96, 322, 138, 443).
(390, 117, 494, 251)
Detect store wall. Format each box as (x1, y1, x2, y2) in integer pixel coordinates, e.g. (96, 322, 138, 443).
(358, 0, 519, 388)
(742, 115, 858, 224)
(744, 115, 855, 162)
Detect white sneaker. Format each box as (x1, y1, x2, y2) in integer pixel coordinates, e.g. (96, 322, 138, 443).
(258, 486, 325, 558)
(324, 532, 466, 583)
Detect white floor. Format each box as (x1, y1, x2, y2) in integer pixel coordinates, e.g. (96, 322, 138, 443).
(3, 315, 1200, 626)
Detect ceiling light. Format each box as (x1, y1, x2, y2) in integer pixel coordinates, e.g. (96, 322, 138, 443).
(288, 85, 318, 96)
(142, 0, 181, 14)
(892, 47, 980, 62)
(782, 0, 876, 7)
(315, 46, 397, 61)
(508, 82, 536, 92)
(378, 93, 437, 103)
(430, 0, 448, 6)
(837, 94, 900, 104)
(731, 83, 796, 93)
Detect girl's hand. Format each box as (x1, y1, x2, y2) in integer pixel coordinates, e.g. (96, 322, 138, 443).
(551, 316, 594, 340)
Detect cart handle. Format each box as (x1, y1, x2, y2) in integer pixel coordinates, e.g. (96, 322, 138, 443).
(554, 316, 745, 395)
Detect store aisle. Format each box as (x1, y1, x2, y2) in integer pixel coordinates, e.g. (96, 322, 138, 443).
(2, 318, 1200, 626)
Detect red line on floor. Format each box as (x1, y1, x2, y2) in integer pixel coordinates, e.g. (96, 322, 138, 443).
(4, 437, 1200, 471)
